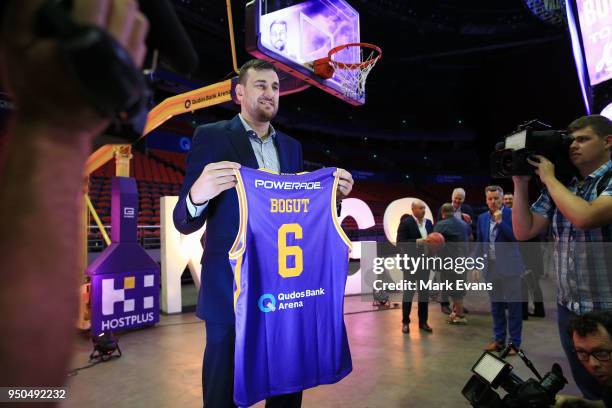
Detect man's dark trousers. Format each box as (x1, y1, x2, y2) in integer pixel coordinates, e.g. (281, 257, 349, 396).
(203, 322, 303, 407)
(402, 268, 429, 325)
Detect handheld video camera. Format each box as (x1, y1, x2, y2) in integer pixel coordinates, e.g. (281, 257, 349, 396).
(462, 344, 567, 408)
(490, 120, 577, 181)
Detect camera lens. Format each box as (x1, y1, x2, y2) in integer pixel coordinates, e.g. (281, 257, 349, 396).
(501, 151, 514, 174)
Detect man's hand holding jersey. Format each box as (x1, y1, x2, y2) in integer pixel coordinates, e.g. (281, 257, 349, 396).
(334, 168, 354, 200)
(189, 163, 353, 205)
(190, 161, 241, 205)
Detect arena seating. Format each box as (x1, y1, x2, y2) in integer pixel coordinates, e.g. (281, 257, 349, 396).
(88, 151, 183, 249)
(87, 150, 482, 250)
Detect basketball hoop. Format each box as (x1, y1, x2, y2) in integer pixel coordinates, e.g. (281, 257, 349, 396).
(314, 42, 382, 101)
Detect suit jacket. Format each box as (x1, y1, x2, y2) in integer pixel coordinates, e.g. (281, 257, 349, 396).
(396, 216, 433, 278)
(476, 207, 524, 280)
(434, 216, 470, 243)
(173, 115, 303, 323)
(396, 216, 433, 243)
(434, 216, 470, 262)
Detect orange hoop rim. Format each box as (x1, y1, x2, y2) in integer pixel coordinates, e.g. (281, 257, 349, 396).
(328, 42, 382, 70)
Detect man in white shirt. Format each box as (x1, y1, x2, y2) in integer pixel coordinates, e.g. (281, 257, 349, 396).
(396, 200, 434, 334)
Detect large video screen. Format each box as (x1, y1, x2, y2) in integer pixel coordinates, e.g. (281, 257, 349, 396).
(576, 0, 612, 85)
(253, 0, 363, 103)
(259, 0, 359, 66)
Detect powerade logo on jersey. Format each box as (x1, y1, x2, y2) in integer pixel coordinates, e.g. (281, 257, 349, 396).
(254, 180, 322, 190)
(258, 294, 277, 312)
(258, 288, 326, 312)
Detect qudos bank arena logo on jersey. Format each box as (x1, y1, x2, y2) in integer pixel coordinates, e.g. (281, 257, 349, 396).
(258, 289, 326, 313)
(258, 294, 277, 313)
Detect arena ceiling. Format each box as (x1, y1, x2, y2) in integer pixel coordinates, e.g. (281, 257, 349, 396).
(156, 0, 585, 155)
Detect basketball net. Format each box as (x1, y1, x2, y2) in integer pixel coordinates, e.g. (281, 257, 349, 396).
(315, 43, 382, 102)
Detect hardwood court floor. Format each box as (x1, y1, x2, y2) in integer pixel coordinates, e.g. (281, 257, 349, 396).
(62, 296, 578, 408)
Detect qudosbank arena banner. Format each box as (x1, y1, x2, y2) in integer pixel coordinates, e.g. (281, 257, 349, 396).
(576, 0, 612, 85)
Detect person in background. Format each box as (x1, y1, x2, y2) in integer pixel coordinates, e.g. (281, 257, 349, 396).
(438, 187, 474, 314)
(434, 203, 470, 325)
(503, 192, 514, 208)
(396, 199, 434, 334)
(476, 185, 524, 354)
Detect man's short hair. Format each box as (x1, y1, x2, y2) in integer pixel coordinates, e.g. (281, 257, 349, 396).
(411, 199, 425, 209)
(485, 185, 503, 196)
(568, 311, 612, 340)
(568, 115, 612, 139)
(238, 59, 278, 85)
(441, 203, 455, 216)
(452, 188, 466, 197)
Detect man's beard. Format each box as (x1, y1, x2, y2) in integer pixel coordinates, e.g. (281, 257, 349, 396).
(255, 102, 277, 121)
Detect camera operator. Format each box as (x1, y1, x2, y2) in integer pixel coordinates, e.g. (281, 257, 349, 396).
(0, 0, 148, 389)
(554, 311, 612, 408)
(512, 115, 612, 400)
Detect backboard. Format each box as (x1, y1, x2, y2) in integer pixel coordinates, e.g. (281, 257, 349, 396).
(246, 0, 364, 105)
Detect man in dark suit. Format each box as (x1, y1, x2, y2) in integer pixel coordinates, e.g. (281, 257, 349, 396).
(475, 185, 524, 354)
(434, 203, 471, 324)
(438, 187, 475, 314)
(396, 200, 434, 334)
(173, 59, 354, 407)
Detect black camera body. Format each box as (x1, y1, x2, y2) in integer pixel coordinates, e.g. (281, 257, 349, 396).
(490, 121, 577, 181)
(462, 349, 567, 408)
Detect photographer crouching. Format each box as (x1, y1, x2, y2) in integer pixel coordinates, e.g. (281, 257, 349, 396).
(512, 115, 612, 402)
(555, 311, 612, 408)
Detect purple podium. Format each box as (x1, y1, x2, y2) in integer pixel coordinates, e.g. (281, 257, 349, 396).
(87, 177, 160, 335)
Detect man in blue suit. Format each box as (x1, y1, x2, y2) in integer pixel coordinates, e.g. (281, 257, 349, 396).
(475, 185, 524, 354)
(434, 203, 471, 324)
(173, 59, 354, 407)
(437, 188, 475, 314)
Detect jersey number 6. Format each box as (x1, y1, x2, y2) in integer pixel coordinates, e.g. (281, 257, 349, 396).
(278, 223, 303, 278)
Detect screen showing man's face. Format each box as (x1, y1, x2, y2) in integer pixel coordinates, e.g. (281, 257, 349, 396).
(270, 22, 287, 52)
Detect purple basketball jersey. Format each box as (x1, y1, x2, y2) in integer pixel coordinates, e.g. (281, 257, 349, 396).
(229, 167, 353, 406)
